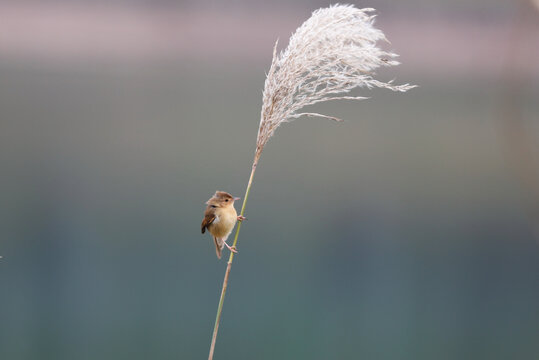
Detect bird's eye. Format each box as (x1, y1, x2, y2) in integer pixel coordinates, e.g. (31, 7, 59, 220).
(225, 199, 229, 202)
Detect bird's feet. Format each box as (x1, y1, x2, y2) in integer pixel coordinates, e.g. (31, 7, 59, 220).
(237, 215, 247, 221)
(223, 241, 238, 253)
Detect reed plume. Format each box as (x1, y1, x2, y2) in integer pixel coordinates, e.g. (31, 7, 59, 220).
(208, 5, 415, 359)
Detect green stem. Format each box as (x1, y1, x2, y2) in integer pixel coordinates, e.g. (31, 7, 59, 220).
(208, 159, 258, 360)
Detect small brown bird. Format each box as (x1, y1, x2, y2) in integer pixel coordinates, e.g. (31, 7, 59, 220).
(201, 191, 246, 259)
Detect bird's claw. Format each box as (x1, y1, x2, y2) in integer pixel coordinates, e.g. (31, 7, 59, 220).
(237, 215, 247, 221)
(224, 242, 238, 254)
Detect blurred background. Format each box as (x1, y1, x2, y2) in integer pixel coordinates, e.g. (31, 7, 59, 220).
(1, 1, 538, 359)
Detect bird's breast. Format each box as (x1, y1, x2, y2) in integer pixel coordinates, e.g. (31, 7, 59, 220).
(209, 207, 237, 238)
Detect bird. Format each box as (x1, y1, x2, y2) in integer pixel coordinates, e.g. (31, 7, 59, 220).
(201, 191, 246, 259)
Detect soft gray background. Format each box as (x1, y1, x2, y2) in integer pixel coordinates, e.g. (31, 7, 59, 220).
(1, 1, 538, 359)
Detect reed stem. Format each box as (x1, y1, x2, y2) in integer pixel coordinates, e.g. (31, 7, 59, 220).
(208, 158, 258, 360)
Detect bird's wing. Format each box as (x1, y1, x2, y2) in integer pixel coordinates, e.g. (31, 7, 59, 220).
(201, 210, 216, 234)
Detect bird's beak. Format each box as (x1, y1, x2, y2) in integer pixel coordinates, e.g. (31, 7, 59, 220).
(234, 197, 241, 201)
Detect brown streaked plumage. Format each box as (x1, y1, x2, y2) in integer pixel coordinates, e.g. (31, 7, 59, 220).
(201, 191, 244, 258)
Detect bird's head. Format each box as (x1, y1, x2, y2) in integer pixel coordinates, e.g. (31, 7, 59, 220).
(206, 191, 240, 208)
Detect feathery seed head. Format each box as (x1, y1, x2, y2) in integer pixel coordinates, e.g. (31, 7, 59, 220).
(256, 4, 415, 160)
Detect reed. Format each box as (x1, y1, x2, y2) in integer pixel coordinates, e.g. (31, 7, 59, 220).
(208, 5, 415, 359)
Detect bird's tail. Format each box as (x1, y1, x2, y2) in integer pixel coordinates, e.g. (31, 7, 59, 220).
(213, 237, 223, 259)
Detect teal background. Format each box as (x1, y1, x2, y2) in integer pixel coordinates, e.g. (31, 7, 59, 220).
(1, 1, 538, 359)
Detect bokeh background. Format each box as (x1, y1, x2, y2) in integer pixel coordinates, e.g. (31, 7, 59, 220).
(1, 1, 538, 359)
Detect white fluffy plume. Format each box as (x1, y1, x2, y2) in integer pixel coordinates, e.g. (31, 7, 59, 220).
(256, 4, 415, 157)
